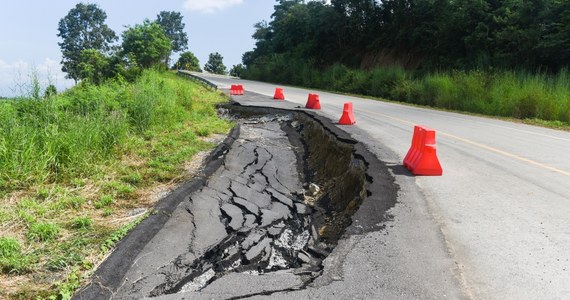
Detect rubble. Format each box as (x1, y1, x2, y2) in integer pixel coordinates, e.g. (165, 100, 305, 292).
(308, 183, 320, 196)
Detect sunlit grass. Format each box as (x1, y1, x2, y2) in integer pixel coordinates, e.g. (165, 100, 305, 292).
(0, 70, 232, 298)
(245, 61, 570, 125)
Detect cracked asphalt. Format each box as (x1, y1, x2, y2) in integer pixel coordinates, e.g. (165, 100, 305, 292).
(110, 116, 328, 299)
(75, 88, 466, 300)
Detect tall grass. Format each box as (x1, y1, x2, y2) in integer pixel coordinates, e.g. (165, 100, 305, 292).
(243, 61, 570, 124)
(0, 70, 221, 192)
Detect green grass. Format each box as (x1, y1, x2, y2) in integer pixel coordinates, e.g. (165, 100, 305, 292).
(244, 61, 570, 126)
(27, 222, 60, 242)
(0, 237, 32, 274)
(94, 195, 114, 209)
(0, 70, 232, 299)
(70, 217, 93, 230)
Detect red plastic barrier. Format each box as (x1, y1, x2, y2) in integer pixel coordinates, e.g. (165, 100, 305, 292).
(338, 102, 356, 125)
(274, 87, 285, 100)
(403, 126, 421, 168)
(403, 125, 442, 176)
(230, 84, 244, 95)
(305, 93, 321, 109)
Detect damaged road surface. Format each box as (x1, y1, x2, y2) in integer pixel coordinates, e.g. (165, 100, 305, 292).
(75, 104, 399, 299)
(117, 116, 317, 299)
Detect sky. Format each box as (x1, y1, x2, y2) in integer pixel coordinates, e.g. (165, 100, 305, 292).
(0, 0, 275, 97)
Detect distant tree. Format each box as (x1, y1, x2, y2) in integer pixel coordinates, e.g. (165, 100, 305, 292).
(537, 0, 570, 69)
(241, 51, 255, 67)
(122, 21, 172, 69)
(57, 3, 117, 83)
(77, 49, 110, 84)
(174, 51, 201, 71)
(204, 52, 226, 75)
(156, 11, 188, 65)
(44, 85, 57, 99)
(229, 64, 245, 77)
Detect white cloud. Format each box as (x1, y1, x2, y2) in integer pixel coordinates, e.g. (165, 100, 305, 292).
(183, 0, 244, 13)
(0, 58, 74, 97)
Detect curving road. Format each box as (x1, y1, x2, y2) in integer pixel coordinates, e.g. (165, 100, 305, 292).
(190, 72, 570, 300)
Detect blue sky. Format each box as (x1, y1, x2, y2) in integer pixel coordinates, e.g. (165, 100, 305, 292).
(0, 0, 275, 97)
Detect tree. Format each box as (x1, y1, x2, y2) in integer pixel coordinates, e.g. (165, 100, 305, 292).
(535, 0, 570, 69)
(229, 64, 245, 77)
(77, 49, 110, 84)
(44, 85, 57, 99)
(174, 51, 201, 71)
(121, 21, 172, 69)
(57, 3, 117, 83)
(156, 11, 189, 65)
(204, 52, 227, 75)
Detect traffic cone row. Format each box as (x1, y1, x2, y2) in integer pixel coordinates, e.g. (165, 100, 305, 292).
(231, 84, 442, 176)
(230, 84, 244, 95)
(302, 91, 353, 125)
(234, 85, 351, 125)
(403, 125, 443, 176)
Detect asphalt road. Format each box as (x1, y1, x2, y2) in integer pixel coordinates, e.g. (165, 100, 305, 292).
(191, 72, 570, 300)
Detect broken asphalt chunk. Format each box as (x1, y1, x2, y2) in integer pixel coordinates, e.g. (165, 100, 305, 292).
(230, 181, 271, 208)
(233, 197, 260, 216)
(221, 204, 244, 231)
(267, 187, 294, 208)
(245, 237, 271, 262)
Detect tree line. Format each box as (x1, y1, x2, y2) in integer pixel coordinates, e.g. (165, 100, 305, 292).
(239, 0, 570, 124)
(242, 0, 570, 73)
(58, 3, 229, 85)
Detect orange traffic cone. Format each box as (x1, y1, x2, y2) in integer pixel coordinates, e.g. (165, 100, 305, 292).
(274, 88, 285, 100)
(305, 94, 321, 109)
(338, 102, 356, 125)
(404, 126, 442, 176)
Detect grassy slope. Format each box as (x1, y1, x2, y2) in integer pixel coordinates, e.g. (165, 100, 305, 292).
(0, 70, 232, 299)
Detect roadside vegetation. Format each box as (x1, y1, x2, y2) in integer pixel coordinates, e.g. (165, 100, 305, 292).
(0, 3, 232, 299)
(241, 0, 570, 126)
(0, 70, 231, 299)
(246, 62, 570, 124)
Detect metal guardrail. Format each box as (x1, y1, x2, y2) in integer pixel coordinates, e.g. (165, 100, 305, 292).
(177, 70, 218, 90)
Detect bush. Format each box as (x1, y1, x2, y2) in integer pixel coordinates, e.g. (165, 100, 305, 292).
(454, 71, 489, 113)
(368, 66, 407, 99)
(391, 78, 423, 103)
